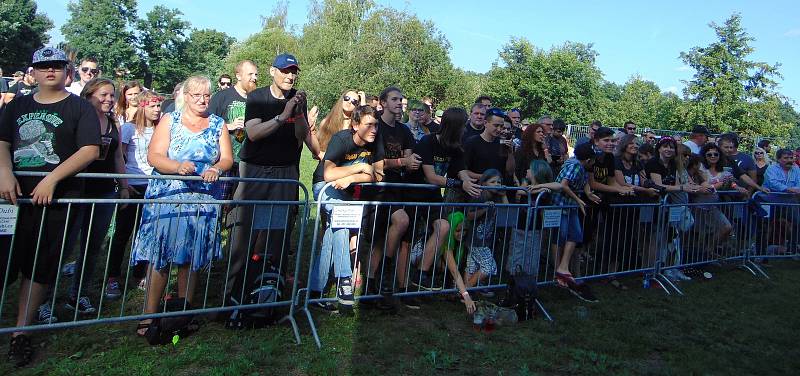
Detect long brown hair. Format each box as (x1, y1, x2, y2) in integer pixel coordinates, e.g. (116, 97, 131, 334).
(132, 91, 163, 135)
(520, 123, 546, 159)
(318, 89, 358, 151)
(114, 80, 142, 119)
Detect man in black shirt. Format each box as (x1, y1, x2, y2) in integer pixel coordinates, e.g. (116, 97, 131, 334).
(4, 68, 37, 104)
(226, 53, 320, 299)
(0, 47, 100, 366)
(463, 107, 513, 180)
(462, 103, 486, 143)
(207, 60, 259, 199)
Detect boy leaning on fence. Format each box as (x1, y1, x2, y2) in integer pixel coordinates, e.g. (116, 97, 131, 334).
(0, 47, 101, 367)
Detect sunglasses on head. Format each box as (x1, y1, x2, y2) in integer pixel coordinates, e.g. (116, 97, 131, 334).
(81, 67, 99, 75)
(342, 95, 359, 105)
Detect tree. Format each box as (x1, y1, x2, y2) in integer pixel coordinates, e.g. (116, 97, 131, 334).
(137, 6, 191, 92)
(679, 13, 782, 133)
(0, 0, 53, 71)
(185, 29, 236, 80)
(61, 0, 138, 75)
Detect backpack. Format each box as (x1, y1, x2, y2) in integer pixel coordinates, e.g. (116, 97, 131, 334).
(144, 298, 200, 346)
(225, 255, 286, 330)
(503, 265, 538, 321)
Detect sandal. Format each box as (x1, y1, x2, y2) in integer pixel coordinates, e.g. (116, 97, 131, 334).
(554, 271, 578, 289)
(608, 279, 629, 291)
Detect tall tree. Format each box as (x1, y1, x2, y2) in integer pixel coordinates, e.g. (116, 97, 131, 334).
(61, 0, 139, 75)
(137, 6, 190, 92)
(679, 13, 782, 133)
(185, 29, 236, 81)
(0, 0, 53, 71)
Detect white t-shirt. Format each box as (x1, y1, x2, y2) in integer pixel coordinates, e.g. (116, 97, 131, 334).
(66, 81, 85, 95)
(120, 122, 154, 186)
(683, 140, 701, 155)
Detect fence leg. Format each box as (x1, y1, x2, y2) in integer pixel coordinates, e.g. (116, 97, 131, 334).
(534, 298, 553, 322)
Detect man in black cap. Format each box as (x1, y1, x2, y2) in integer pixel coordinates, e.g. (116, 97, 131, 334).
(683, 125, 710, 155)
(226, 53, 321, 305)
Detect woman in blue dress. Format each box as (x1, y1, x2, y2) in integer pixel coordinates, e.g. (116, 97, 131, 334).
(132, 76, 233, 336)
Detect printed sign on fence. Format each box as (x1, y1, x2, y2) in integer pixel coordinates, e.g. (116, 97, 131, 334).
(0, 205, 19, 236)
(331, 205, 364, 229)
(668, 207, 682, 223)
(639, 206, 654, 223)
(542, 209, 561, 228)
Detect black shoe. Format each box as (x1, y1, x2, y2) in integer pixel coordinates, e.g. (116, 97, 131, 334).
(402, 295, 423, 310)
(569, 283, 599, 303)
(337, 278, 355, 314)
(8, 334, 34, 368)
(410, 271, 442, 291)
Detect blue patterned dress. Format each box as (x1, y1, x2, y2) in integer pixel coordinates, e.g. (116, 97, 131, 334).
(131, 112, 224, 271)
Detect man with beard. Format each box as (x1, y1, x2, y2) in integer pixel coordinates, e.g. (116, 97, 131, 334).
(208, 60, 258, 200)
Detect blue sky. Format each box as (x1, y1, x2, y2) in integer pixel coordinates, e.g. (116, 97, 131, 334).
(40, 0, 800, 105)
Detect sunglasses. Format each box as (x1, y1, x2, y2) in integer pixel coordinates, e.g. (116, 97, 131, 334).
(81, 67, 100, 75)
(33, 62, 66, 71)
(626, 127, 636, 131)
(754, 152, 765, 155)
(705, 152, 720, 157)
(219, 81, 231, 87)
(342, 95, 359, 105)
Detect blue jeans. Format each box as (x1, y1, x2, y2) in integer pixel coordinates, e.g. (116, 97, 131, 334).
(310, 182, 354, 292)
(69, 191, 118, 298)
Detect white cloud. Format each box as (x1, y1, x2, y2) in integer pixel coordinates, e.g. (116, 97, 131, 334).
(784, 28, 800, 37)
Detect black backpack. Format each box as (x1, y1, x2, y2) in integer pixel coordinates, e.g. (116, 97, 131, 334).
(225, 256, 285, 330)
(504, 266, 538, 321)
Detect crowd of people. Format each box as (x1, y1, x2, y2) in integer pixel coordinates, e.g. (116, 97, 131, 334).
(1, 47, 798, 367)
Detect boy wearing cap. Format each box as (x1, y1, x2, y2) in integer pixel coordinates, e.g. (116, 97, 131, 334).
(683, 125, 710, 155)
(552, 142, 600, 303)
(226, 53, 320, 300)
(0, 47, 101, 367)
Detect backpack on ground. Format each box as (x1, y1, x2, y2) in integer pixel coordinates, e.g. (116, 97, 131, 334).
(225, 254, 286, 330)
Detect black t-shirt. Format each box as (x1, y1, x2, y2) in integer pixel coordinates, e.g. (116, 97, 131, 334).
(513, 149, 546, 183)
(424, 121, 441, 135)
(84, 115, 120, 195)
(592, 152, 616, 186)
(614, 157, 645, 187)
(464, 135, 506, 175)
(208, 87, 247, 162)
(9, 81, 36, 98)
(312, 129, 384, 186)
(462, 122, 483, 144)
(720, 159, 746, 180)
(376, 115, 414, 183)
(241, 87, 307, 166)
(645, 157, 677, 186)
(405, 133, 465, 194)
(0, 78, 8, 94)
(0, 93, 101, 195)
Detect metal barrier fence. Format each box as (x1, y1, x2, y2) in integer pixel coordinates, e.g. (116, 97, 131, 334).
(565, 125, 691, 146)
(0, 172, 309, 345)
(3, 176, 797, 348)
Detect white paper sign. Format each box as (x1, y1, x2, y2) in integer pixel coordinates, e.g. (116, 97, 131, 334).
(542, 209, 562, 228)
(668, 207, 683, 223)
(0, 205, 19, 236)
(331, 205, 364, 229)
(761, 204, 771, 218)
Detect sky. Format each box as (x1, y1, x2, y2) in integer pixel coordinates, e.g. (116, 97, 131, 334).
(39, 0, 800, 106)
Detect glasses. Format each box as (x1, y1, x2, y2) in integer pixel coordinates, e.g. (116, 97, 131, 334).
(219, 81, 231, 87)
(81, 67, 100, 75)
(754, 152, 765, 155)
(342, 95, 359, 105)
(705, 152, 720, 157)
(188, 93, 211, 102)
(626, 127, 636, 131)
(33, 62, 66, 71)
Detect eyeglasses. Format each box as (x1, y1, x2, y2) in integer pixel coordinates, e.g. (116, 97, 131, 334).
(81, 67, 100, 75)
(33, 62, 66, 71)
(410, 108, 425, 112)
(188, 93, 211, 102)
(342, 95, 359, 105)
(219, 81, 231, 87)
(705, 152, 720, 157)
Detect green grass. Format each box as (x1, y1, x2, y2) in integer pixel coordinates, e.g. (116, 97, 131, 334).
(3, 261, 799, 375)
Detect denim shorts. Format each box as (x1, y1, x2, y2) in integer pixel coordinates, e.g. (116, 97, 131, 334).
(558, 208, 583, 246)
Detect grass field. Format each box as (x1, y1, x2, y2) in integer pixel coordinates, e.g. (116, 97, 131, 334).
(2, 260, 798, 375)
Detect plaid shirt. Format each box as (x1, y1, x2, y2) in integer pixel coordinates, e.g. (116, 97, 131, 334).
(553, 158, 587, 207)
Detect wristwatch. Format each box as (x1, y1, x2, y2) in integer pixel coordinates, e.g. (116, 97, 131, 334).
(273, 114, 285, 125)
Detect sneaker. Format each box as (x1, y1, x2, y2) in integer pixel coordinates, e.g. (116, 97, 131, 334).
(61, 261, 76, 277)
(105, 278, 122, 300)
(65, 296, 96, 315)
(8, 334, 34, 368)
(401, 295, 422, 310)
(568, 283, 599, 303)
(337, 277, 355, 312)
(36, 302, 58, 324)
(410, 271, 442, 291)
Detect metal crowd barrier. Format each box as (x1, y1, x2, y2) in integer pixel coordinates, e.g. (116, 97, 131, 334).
(749, 192, 800, 275)
(0, 172, 309, 345)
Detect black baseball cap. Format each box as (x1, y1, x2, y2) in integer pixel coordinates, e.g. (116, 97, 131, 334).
(691, 125, 710, 136)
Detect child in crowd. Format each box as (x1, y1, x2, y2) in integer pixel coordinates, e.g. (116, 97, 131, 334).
(464, 169, 505, 288)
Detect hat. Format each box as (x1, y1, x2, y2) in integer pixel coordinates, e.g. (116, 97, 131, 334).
(32, 47, 68, 65)
(656, 136, 677, 149)
(691, 125, 710, 136)
(574, 142, 595, 161)
(272, 53, 300, 70)
(13, 71, 24, 78)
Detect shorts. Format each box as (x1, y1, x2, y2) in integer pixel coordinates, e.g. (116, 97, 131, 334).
(558, 208, 583, 246)
(0, 200, 78, 285)
(466, 246, 497, 276)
